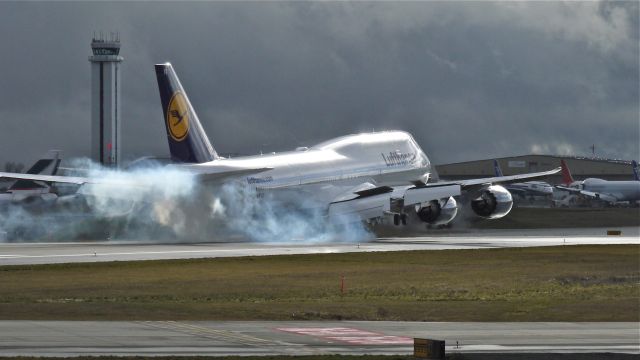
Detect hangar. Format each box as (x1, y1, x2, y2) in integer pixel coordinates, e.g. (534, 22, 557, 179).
(435, 155, 636, 184)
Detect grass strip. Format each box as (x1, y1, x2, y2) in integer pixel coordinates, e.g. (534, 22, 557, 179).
(0, 245, 638, 321)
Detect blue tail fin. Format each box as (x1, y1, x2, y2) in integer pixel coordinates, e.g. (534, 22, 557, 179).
(9, 150, 61, 190)
(155, 63, 218, 163)
(493, 159, 503, 177)
(633, 160, 639, 181)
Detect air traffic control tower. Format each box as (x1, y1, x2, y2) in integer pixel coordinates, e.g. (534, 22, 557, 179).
(89, 33, 123, 167)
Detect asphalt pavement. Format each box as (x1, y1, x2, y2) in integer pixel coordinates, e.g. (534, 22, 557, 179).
(0, 321, 637, 356)
(0, 227, 637, 265)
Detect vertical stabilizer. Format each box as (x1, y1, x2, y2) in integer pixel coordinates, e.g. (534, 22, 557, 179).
(493, 159, 503, 177)
(560, 159, 574, 185)
(632, 160, 639, 181)
(9, 150, 62, 190)
(155, 63, 218, 163)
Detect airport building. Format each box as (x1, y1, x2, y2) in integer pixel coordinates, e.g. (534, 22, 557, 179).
(435, 155, 636, 184)
(89, 33, 123, 167)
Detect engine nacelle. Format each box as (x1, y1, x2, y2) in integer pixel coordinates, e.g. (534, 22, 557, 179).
(416, 196, 458, 225)
(470, 185, 513, 219)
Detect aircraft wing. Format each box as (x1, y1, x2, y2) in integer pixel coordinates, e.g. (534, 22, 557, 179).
(0, 167, 273, 186)
(328, 168, 560, 221)
(329, 183, 461, 220)
(555, 185, 618, 203)
(426, 167, 561, 189)
(0, 172, 90, 185)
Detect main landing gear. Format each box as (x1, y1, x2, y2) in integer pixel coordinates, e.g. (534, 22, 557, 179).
(393, 213, 407, 226)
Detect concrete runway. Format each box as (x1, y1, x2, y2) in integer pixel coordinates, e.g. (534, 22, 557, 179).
(0, 227, 638, 265)
(1, 321, 637, 356)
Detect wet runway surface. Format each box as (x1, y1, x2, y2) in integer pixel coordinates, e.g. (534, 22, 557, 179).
(1, 321, 637, 356)
(0, 227, 638, 265)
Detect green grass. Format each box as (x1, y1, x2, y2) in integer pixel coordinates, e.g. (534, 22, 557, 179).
(0, 245, 638, 321)
(472, 207, 640, 229)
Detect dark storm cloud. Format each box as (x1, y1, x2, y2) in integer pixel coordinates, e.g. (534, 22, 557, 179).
(0, 1, 637, 167)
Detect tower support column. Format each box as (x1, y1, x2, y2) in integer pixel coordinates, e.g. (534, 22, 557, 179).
(89, 33, 123, 167)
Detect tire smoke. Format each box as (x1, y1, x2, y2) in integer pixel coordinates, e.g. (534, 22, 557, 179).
(0, 159, 372, 244)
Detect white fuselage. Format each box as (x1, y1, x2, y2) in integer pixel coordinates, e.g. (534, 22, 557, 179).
(580, 178, 640, 202)
(179, 131, 431, 204)
(506, 181, 554, 197)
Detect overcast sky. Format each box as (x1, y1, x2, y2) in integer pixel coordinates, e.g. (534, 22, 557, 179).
(0, 1, 637, 167)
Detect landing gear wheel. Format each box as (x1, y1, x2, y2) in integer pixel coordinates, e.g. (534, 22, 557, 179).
(393, 214, 400, 226)
(401, 214, 407, 225)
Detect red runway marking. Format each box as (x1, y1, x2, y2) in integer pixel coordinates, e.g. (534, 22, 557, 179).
(276, 327, 413, 345)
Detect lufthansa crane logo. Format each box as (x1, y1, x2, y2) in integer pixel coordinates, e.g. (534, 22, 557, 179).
(167, 92, 190, 141)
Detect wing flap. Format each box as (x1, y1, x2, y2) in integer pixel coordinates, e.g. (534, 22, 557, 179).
(404, 184, 460, 206)
(328, 184, 461, 221)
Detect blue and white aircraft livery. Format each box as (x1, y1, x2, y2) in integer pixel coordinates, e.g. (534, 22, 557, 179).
(0, 63, 560, 229)
(493, 160, 554, 198)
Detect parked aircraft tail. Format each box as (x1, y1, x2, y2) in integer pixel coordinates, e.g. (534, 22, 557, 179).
(155, 63, 218, 163)
(8, 150, 61, 190)
(560, 159, 574, 185)
(493, 159, 503, 177)
(633, 160, 639, 181)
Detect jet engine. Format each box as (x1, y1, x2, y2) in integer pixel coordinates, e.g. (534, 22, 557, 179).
(416, 196, 458, 225)
(470, 185, 513, 219)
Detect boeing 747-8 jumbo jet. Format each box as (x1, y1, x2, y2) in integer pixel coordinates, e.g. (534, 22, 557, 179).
(0, 63, 559, 228)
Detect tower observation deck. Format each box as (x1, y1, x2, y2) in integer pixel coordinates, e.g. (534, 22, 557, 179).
(89, 33, 123, 167)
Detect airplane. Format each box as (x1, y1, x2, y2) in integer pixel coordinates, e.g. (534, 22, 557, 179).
(555, 159, 640, 206)
(0, 150, 61, 203)
(493, 160, 553, 199)
(0, 63, 560, 230)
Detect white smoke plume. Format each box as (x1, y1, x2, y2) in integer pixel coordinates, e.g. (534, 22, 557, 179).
(210, 182, 372, 243)
(0, 158, 372, 244)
